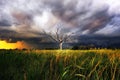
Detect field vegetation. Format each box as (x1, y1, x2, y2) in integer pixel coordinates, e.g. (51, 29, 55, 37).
(0, 49, 120, 80)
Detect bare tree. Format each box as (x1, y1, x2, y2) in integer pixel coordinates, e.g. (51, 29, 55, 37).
(42, 23, 74, 50)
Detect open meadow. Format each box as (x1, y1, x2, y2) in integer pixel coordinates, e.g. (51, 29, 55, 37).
(0, 49, 120, 80)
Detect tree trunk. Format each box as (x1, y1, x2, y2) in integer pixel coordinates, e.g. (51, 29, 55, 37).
(59, 42, 63, 50)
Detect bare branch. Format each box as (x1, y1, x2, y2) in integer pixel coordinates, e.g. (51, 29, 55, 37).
(49, 33, 58, 42)
(56, 27, 60, 41)
(42, 29, 58, 42)
(63, 32, 75, 42)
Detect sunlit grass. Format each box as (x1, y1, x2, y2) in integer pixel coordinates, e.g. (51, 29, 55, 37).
(0, 49, 120, 80)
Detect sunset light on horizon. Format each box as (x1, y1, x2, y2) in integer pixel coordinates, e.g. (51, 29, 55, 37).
(0, 40, 29, 49)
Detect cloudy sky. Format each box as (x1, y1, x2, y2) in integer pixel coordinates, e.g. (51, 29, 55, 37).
(0, 0, 120, 48)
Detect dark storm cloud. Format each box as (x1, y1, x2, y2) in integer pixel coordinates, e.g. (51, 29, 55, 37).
(43, 0, 120, 35)
(95, 14, 120, 36)
(110, 15, 120, 35)
(46, 0, 91, 27)
(0, 11, 12, 26)
(0, 29, 17, 42)
(0, 0, 120, 46)
(0, 0, 118, 34)
(0, 20, 11, 26)
(12, 12, 33, 25)
(80, 8, 113, 34)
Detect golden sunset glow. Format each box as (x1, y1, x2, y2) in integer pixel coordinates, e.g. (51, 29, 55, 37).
(0, 40, 28, 49)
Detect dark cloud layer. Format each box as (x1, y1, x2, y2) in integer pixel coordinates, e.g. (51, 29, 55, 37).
(0, 0, 120, 48)
(0, 20, 11, 26)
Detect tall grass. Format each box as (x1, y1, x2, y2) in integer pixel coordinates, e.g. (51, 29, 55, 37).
(0, 49, 120, 80)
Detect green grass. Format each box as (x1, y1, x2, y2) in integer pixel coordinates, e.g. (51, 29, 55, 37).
(0, 49, 120, 80)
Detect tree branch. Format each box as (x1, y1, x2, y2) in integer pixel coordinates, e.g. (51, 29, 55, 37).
(63, 32, 74, 42)
(42, 30, 58, 42)
(56, 27, 60, 41)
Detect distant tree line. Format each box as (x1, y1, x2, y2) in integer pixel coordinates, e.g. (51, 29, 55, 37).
(71, 45, 120, 50)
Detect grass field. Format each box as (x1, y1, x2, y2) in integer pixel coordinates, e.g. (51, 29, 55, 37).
(0, 49, 120, 80)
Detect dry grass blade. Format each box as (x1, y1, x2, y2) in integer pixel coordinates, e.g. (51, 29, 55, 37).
(98, 65, 107, 77)
(111, 64, 117, 80)
(87, 61, 101, 78)
(75, 74, 86, 78)
(75, 65, 84, 70)
(61, 70, 69, 78)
